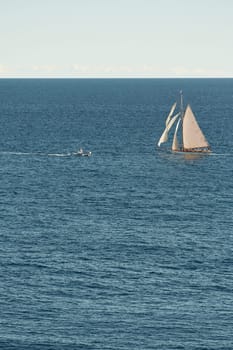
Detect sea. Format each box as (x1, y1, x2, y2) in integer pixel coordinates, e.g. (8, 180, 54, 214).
(0, 78, 233, 350)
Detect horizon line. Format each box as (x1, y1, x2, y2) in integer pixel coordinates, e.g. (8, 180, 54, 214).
(0, 76, 233, 79)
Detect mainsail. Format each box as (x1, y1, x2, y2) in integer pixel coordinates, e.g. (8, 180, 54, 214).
(182, 105, 210, 150)
(157, 113, 180, 147)
(172, 118, 181, 151)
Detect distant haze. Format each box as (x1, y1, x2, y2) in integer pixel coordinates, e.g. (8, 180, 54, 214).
(1, 0, 233, 78)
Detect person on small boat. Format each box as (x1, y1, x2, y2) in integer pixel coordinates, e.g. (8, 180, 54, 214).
(74, 148, 91, 156)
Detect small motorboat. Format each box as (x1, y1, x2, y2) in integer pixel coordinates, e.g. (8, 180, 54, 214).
(73, 148, 92, 157)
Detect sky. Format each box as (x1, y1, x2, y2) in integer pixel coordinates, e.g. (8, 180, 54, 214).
(0, 0, 233, 78)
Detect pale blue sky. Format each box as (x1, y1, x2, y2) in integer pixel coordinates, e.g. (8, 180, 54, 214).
(0, 0, 233, 77)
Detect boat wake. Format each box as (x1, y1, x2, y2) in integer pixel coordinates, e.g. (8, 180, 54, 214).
(158, 149, 233, 159)
(0, 151, 82, 158)
(209, 153, 233, 157)
(0, 151, 36, 156)
(47, 153, 71, 157)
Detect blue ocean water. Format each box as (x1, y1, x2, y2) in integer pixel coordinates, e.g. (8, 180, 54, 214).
(0, 78, 233, 350)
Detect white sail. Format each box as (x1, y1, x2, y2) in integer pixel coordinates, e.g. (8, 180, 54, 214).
(182, 105, 210, 150)
(172, 118, 181, 151)
(165, 102, 177, 126)
(158, 113, 180, 147)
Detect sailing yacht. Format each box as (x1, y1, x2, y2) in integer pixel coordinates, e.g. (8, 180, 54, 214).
(157, 92, 211, 153)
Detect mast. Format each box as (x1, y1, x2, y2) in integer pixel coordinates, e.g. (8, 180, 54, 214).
(180, 90, 185, 119)
(180, 90, 184, 150)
